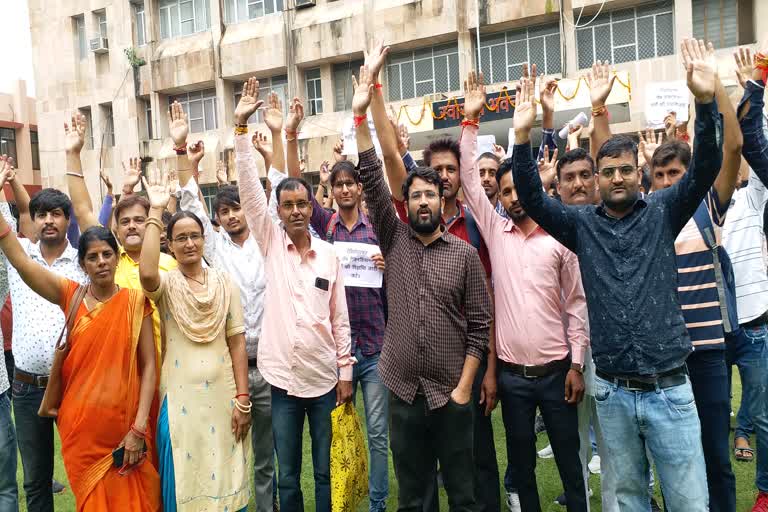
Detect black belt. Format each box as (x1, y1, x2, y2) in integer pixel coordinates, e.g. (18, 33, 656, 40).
(744, 312, 768, 329)
(248, 358, 258, 368)
(596, 367, 687, 392)
(501, 357, 570, 379)
(14, 368, 48, 388)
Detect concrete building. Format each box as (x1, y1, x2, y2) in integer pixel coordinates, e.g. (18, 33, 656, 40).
(27, 0, 761, 210)
(0, 80, 42, 199)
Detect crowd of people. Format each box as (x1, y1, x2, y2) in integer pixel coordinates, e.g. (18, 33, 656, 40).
(0, 34, 766, 512)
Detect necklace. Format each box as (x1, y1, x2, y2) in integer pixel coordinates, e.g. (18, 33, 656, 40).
(88, 284, 119, 303)
(180, 269, 207, 286)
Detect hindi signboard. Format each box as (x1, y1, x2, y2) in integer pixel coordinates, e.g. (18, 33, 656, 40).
(334, 241, 383, 288)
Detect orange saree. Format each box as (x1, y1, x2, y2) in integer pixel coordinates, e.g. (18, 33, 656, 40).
(57, 280, 161, 512)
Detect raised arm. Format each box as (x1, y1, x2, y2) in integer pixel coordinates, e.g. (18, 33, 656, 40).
(0, 157, 63, 304)
(711, 73, 743, 208)
(65, 113, 100, 231)
(354, 65, 401, 253)
(537, 72, 558, 161)
(285, 98, 304, 178)
(309, 161, 334, 235)
(97, 169, 114, 227)
(265, 92, 286, 174)
(138, 169, 171, 293)
(512, 77, 579, 252)
(735, 47, 768, 186)
(586, 61, 616, 159)
(665, 39, 722, 233)
(6, 162, 34, 238)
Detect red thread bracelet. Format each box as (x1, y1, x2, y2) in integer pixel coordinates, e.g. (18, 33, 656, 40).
(235, 393, 250, 399)
(354, 114, 367, 128)
(461, 118, 479, 128)
(756, 53, 768, 83)
(374, 83, 383, 90)
(284, 129, 297, 136)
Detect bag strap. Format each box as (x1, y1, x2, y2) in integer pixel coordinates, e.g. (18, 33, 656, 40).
(54, 285, 87, 351)
(325, 212, 339, 244)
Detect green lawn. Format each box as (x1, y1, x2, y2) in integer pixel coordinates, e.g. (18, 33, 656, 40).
(16, 375, 757, 511)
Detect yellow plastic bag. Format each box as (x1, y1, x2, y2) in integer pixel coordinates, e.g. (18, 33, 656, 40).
(331, 402, 368, 511)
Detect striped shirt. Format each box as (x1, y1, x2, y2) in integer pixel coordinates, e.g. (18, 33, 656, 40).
(674, 187, 729, 350)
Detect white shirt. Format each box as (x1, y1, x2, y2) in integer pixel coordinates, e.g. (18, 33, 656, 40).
(7, 237, 87, 375)
(0, 203, 16, 394)
(722, 170, 768, 324)
(178, 179, 267, 357)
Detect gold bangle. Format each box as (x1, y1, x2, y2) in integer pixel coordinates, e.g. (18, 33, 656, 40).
(144, 217, 164, 231)
(234, 125, 248, 135)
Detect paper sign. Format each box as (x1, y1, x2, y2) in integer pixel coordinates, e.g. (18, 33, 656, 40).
(477, 135, 496, 156)
(341, 117, 383, 156)
(334, 241, 383, 288)
(506, 128, 515, 158)
(645, 81, 690, 129)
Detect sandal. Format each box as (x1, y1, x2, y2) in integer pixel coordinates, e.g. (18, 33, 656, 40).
(735, 438, 754, 462)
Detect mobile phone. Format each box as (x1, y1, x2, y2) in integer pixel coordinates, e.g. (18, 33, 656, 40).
(112, 444, 147, 467)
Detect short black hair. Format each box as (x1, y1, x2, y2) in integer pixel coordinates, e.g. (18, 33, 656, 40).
(275, 177, 312, 204)
(402, 166, 444, 200)
(161, 210, 173, 226)
(556, 148, 595, 180)
(167, 210, 204, 240)
(423, 137, 461, 167)
(329, 161, 360, 186)
(477, 152, 501, 164)
(114, 194, 150, 223)
(78, 225, 118, 265)
(596, 135, 638, 167)
(213, 185, 240, 214)
(650, 140, 691, 170)
(495, 158, 513, 187)
(29, 188, 72, 220)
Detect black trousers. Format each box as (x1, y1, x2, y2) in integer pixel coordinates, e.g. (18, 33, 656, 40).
(390, 392, 478, 512)
(498, 365, 586, 512)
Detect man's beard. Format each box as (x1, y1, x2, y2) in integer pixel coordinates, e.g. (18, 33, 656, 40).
(601, 189, 639, 213)
(225, 224, 247, 238)
(409, 207, 441, 234)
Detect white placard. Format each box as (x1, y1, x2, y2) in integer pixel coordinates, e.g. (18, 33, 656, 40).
(334, 241, 383, 288)
(477, 135, 496, 156)
(645, 81, 690, 129)
(506, 128, 515, 158)
(341, 117, 383, 156)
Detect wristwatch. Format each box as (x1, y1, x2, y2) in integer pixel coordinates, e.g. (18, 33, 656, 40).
(570, 363, 584, 374)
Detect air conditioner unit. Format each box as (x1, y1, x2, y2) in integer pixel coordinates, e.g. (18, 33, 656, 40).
(90, 37, 109, 54)
(295, 0, 316, 8)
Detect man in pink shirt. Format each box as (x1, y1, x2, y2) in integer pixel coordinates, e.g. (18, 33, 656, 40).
(461, 72, 590, 511)
(234, 79, 355, 512)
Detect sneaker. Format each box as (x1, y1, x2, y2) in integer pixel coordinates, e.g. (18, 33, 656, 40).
(650, 497, 662, 512)
(505, 491, 521, 512)
(753, 491, 768, 512)
(52, 479, 66, 494)
(537, 444, 554, 459)
(534, 414, 547, 435)
(588, 454, 601, 474)
(554, 488, 593, 506)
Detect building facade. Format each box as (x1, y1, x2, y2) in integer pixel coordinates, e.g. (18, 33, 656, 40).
(27, 0, 761, 210)
(0, 80, 42, 198)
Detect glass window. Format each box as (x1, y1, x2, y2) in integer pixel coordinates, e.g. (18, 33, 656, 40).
(80, 107, 94, 149)
(97, 11, 108, 38)
(0, 129, 17, 166)
(159, 0, 210, 40)
(144, 100, 153, 139)
(225, 0, 283, 23)
(101, 104, 115, 147)
(386, 42, 460, 101)
(134, 2, 147, 46)
(305, 68, 323, 116)
(200, 184, 218, 214)
(333, 60, 363, 112)
(233, 75, 288, 124)
(479, 24, 561, 84)
(30, 131, 40, 170)
(74, 15, 87, 60)
(575, 1, 674, 69)
(692, 0, 738, 49)
(170, 89, 218, 132)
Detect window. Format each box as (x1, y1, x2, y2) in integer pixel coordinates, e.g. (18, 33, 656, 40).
(134, 1, 147, 46)
(305, 68, 323, 116)
(96, 10, 108, 38)
(144, 100, 153, 139)
(225, 0, 283, 23)
(30, 131, 40, 170)
(333, 59, 363, 112)
(480, 24, 561, 84)
(74, 15, 87, 60)
(386, 43, 460, 101)
(0, 129, 17, 165)
(200, 184, 218, 215)
(576, 1, 674, 69)
(170, 89, 218, 132)
(159, 0, 210, 40)
(233, 75, 288, 123)
(101, 104, 115, 147)
(692, 0, 742, 49)
(80, 107, 94, 149)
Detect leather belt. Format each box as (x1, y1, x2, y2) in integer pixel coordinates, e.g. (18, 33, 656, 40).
(501, 357, 570, 379)
(596, 367, 687, 392)
(14, 368, 49, 388)
(248, 358, 258, 368)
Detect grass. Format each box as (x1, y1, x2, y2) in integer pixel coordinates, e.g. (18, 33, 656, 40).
(16, 375, 756, 511)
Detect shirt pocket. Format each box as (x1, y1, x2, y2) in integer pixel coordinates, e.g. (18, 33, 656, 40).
(306, 274, 333, 322)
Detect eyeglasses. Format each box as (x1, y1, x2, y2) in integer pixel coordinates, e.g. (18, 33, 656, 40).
(280, 201, 311, 211)
(172, 233, 203, 244)
(333, 181, 357, 190)
(598, 165, 637, 179)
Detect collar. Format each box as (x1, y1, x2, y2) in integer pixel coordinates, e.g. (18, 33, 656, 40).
(282, 228, 317, 257)
(595, 197, 647, 219)
(119, 245, 139, 266)
(331, 208, 370, 232)
(442, 200, 466, 226)
(503, 219, 543, 237)
(408, 224, 449, 245)
(29, 240, 78, 265)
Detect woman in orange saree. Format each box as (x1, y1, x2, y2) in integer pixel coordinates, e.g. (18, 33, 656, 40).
(0, 181, 161, 512)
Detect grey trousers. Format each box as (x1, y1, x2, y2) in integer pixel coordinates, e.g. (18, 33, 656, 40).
(249, 365, 274, 512)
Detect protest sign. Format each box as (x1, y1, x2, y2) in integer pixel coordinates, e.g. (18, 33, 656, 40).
(341, 117, 382, 156)
(645, 81, 689, 129)
(477, 135, 496, 156)
(334, 241, 383, 288)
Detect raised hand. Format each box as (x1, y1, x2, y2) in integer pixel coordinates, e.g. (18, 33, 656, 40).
(0, 155, 14, 188)
(235, 77, 263, 125)
(567, 124, 583, 150)
(263, 92, 284, 133)
(538, 146, 558, 189)
(493, 144, 506, 160)
(64, 113, 87, 154)
(252, 131, 273, 161)
(285, 97, 304, 133)
(319, 160, 330, 186)
(513, 77, 538, 138)
(364, 40, 390, 80)
(188, 140, 205, 165)
(463, 71, 486, 121)
(586, 60, 617, 108)
(141, 167, 170, 210)
(681, 38, 717, 103)
(122, 157, 142, 193)
(539, 77, 558, 115)
(351, 64, 375, 116)
(169, 101, 189, 146)
(638, 129, 663, 165)
(332, 138, 347, 162)
(99, 169, 113, 194)
(663, 112, 678, 140)
(216, 160, 228, 185)
(733, 46, 760, 88)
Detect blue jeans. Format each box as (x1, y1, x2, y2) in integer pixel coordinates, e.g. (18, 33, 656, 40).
(726, 323, 768, 491)
(352, 349, 389, 511)
(271, 386, 335, 512)
(0, 390, 18, 512)
(594, 374, 708, 511)
(12, 377, 54, 512)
